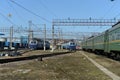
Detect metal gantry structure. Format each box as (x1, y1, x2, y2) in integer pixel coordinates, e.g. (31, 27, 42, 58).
(51, 18, 119, 51)
(0, 24, 62, 50)
(0, 19, 119, 50)
(53, 18, 118, 26)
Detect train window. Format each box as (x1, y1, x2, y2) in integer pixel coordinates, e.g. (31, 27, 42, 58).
(112, 35, 115, 40)
(34, 42, 36, 44)
(109, 34, 112, 41)
(70, 43, 75, 45)
(116, 32, 120, 40)
(31, 42, 33, 43)
(108, 32, 120, 41)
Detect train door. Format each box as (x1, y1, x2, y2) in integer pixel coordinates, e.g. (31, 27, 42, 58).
(104, 30, 109, 53)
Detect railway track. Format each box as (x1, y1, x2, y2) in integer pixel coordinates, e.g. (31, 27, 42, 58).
(0, 51, 71, 64)
(0, 49, 32, 57)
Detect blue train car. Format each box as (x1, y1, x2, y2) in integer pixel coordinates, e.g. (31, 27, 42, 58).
(4, 42, 13, 49)
(0, 42, 5, 50)
(29, 39, 50, 50)
(20, 36, 28, 48)
(62, 42, 76, 51)
(3, 41, 20, 50)
(0, 38, 6, 50)
(4, 42, 10, 47)
(45, 41, 50, 49)
(29, 39, 43, 50)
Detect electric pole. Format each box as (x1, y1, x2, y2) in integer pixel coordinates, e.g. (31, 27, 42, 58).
(28, 21, 33, 43)
(10, 26, 13, 50)
(44, 24, 46, 51)
(52, 24, 54, 52)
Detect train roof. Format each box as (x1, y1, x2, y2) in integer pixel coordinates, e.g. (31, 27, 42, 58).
(31, 38, 43, 41)
(83, 21, 120, 42)
(112, 21, 120, 27)
(86, 31, 105, 41)
(109, 21, 120, 32)
(91, 21, 120, 38)
(86, 36, 94, 40)
(93, 21, 120, 37)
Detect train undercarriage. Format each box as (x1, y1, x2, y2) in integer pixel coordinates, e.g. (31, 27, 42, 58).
(83, 49, 120, 61)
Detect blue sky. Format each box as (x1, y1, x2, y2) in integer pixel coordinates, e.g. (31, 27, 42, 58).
(0, 0, 120, 38)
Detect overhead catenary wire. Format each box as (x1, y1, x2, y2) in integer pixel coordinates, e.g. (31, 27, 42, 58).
(102, 1, 117, 19)
(7, 0, 48, 38)
(113, 1, 120, 18)
(0, 12, 15, 25)
(39, 0, 57, 17)
(10, 0, 51, 23)
(7, 0, 26, 23)
(115, 11, 120, 18)
(93, 0, 117, 33)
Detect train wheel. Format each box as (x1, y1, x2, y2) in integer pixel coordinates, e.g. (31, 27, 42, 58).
(95, 51, 100, 55)
(107, 53, 111, 58)
(115, 53, 120, 60)
(110, 52, 115, 59)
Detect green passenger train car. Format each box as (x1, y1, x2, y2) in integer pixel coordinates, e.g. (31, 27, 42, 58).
(86, 36, 94, 52)
(107, 23, 120, 58)
(94, 32, 105, 52)
(81, 21, 120, 59)
(81, 40, 87, 51)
